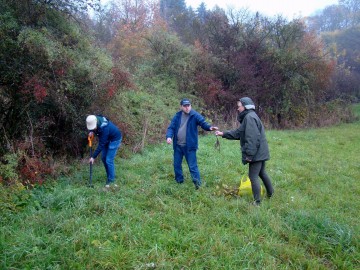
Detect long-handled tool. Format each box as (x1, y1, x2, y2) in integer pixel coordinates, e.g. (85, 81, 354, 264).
(88, 132, 94, 188)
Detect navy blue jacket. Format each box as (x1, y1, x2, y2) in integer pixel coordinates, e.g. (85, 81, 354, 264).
(166, 110, 212, 150)
(92, 116, 122, 158)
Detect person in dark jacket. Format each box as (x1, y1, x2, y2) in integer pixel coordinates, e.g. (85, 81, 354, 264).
(215, 97, 274, 205)
(86, 115, 122, 188)
(166, 98, 218, 189)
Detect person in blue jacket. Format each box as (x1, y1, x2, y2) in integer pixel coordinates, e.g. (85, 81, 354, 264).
(86, 115, 122, 188)
(166, 98, 218, 189)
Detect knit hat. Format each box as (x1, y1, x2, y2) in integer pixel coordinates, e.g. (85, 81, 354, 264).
(86, 115, 97, 130)
(239, 97, 255, 110)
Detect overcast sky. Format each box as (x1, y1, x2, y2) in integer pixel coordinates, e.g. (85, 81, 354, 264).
(185, 0, 339, 19)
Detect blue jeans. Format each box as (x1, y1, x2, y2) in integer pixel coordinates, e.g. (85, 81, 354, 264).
(101, 139, 121, 184)
(173, 144, 201, 186)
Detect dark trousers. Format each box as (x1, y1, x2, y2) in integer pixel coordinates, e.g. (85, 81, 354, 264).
(173, 144, 201, 186)
(249, 160, 274, 203)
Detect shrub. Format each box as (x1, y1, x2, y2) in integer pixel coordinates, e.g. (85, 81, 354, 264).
(0, 153, 19, 185)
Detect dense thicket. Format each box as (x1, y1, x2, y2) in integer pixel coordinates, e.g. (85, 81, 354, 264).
(306, 0, 360, 103)
(321, 27, 360, 102)
(0, 0, 359, 185)
(0, 0, 131, 184)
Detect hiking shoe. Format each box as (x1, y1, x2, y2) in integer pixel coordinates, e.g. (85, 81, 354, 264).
(251, 201, 261, 206)
(105, 184, 118, 188)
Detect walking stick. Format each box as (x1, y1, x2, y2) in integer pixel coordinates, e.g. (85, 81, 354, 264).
(88, 132, 94, 188)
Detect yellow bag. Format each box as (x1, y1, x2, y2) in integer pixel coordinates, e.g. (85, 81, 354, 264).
(238, 175, 264, 196)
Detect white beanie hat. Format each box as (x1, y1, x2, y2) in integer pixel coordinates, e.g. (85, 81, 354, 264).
(86, 115, 97, 130)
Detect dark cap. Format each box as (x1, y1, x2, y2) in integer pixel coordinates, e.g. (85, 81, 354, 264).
(180, 98, 191, 106)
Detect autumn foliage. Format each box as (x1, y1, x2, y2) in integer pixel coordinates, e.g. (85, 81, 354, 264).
(0, 0, 358, 185)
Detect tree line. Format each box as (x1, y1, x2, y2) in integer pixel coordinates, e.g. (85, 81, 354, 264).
(0, 0, 359, 186)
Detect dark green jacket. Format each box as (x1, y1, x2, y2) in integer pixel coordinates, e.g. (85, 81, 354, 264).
(222, 110, 269, 165)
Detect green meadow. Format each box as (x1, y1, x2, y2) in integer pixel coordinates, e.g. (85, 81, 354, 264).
(1, 106, 359, 269)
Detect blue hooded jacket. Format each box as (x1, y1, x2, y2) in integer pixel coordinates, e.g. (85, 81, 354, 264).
(92, 116, 122, 158)
(166, 110, 212, 150)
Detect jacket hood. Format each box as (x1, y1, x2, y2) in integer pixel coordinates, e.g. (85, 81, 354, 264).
(239, 97, 255, 110)
(96, 115, 108, 128)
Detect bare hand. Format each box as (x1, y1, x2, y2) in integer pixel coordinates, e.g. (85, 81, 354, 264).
(215, 131, 223, 136)
(166, 138, 172, 144)
(89, 157, 95, 164)
(210, 126, 218, 131)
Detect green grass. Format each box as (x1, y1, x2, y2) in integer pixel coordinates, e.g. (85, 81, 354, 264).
(1, 106, 360, 269)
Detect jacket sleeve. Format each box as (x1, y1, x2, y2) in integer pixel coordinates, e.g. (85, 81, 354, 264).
(166, 115, 177, 139)
(92, 127, 110, 158)
(244, 117, 260, 158)
(222, 128, 241, 140)
(196, 113, 211, 131)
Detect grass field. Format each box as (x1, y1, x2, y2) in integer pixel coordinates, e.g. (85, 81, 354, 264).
(1, 106, 359, 269)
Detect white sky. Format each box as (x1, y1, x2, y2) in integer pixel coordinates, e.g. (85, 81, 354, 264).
(186, 0, 340, 19)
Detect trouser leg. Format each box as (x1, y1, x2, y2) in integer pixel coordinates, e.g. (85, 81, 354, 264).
(184, 149, 201, 187)
(248, 161, 262, 203)
(101, 141, 121, 185)
(105, 141, 121, 184)
(259, 161, 274, 197)
(101, 147, 110, 182)
(174, 145, 184, 183)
